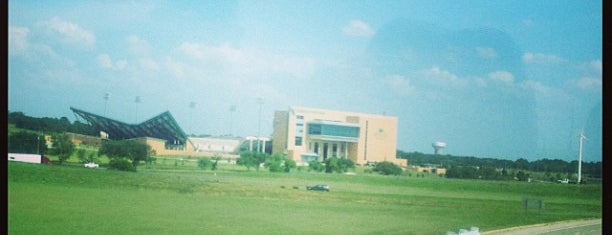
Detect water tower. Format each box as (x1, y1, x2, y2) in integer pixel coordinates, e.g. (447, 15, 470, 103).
(432, 142, 446, 155)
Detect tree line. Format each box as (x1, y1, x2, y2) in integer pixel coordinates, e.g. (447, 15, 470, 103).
(9, 111, 96, 136)
(397, 150, 601, 179)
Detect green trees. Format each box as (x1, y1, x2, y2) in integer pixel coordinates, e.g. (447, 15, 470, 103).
(98, 140, 151, 171)
(265, 153, 285, 172)
(198, 157, 213, 170)
(238, 151, 296, 173)
(50, 133, 75, 165)
(236, 151, 262, 170)
(76, 148, 97, 163)
(324, 156, 355, 173)
(8, 131, 47, 154)
(284, 158, 296, 173)
(308, 160, 324, 172)
(8, 111, 95, 135)
(373, 161, 403, 175)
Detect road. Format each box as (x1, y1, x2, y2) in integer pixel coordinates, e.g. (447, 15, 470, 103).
(481, 218, 601, 235)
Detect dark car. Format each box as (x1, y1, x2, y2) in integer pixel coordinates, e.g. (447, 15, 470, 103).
(306, 184, 330, 192)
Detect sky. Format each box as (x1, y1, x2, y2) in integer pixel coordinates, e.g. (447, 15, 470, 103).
(8, 0, 602, 162)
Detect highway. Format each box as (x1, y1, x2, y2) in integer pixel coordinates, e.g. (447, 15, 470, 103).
(481, 218, 601, 235)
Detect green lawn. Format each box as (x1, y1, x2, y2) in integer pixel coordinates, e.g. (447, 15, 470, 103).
(8, 161, 601, 235)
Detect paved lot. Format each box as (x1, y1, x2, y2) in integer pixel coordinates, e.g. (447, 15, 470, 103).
(481, 218, 601, 235)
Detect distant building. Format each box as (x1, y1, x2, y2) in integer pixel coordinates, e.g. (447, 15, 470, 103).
(70, 107, 241, 159)
(189, 136, 242, 154)
(272, 106, 405, 166)
(414, 165, 446, 175)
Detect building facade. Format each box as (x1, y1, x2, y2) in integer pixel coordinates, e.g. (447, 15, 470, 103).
(272, 106, 405, 166)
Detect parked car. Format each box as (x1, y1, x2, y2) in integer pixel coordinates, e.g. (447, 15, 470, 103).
(84, 162, 99, 168)
(306, 184, 330, 192)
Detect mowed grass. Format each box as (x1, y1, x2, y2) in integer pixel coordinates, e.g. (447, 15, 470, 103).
(8, 162, 601, 235)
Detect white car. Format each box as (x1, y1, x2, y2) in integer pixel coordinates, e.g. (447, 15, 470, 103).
(84, 162, 99, 168)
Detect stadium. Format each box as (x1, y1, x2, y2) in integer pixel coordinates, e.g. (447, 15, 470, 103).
(70, 107, 243, 158)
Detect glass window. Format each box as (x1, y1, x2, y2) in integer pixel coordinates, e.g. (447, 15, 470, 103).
(308, 123, 359, 138)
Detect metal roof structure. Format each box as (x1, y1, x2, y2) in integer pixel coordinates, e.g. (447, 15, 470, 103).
(70, 107, 187, 144)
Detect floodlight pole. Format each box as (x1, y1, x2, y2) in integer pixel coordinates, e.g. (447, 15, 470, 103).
(256, 98, 263, 153)
(189, 102, 196, 137)
(229, 105, 236, 136)
(103, 92, 110, 116)
(135, 96, 141, 123)
(578, 129, 586, 184)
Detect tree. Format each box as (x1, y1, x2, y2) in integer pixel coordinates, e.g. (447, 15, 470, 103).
(284, 158, 296, 173)
(516, 171, 530, 181)
(211, 156, 222, 170)
(237, 151, 257, 170)
(338, 158, 355, 172)
(76, 148, 99, 163)
(98, 140, 151, 170)
(308, 160, 325, 172)
(264, 153, 285, 172)
(198, 157, 213, 170)
(513, 158, 530, 170)
(373, 161, 403, 175)
(8, 131, 47, 154)
(50, 133, 75, 164)
(323, 156, 355, 173)
(324, 156, 339, 173)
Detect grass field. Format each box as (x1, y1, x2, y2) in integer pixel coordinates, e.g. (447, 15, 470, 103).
(8, 161, 601, 235)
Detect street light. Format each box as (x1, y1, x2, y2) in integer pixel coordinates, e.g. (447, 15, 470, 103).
(256, 98, 263, 152)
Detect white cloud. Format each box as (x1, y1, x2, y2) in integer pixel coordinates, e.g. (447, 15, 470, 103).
(139, 58, 160, 71)
(179, 42, 244, 63)
(164, 57, 186, 77)
(178, 42, 315, 79)
(98, 54, 127, 70)
(387, 75, 415, 95)
(128, 35, 151, 56)
(43, 17, 95, 47)
(522, 52, 565, 64)
(573, 76, 602, 90)
(488, 71, 514, 84)
(9, 26, 30, 53)
(423, 66, 466, 88)
(520, 80, 552, 94)
(589, 60, 602, 74)
(472, 77, 488, 87)
(475, 47, 497, 58)
(342, 20, 375, 37)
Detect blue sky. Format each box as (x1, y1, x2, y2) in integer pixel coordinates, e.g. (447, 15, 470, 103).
(8, 0, 602, 162)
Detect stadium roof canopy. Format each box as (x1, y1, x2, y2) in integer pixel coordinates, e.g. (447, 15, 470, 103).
(70, 107, 187, 144)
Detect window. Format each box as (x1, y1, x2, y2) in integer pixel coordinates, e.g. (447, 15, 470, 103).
(295, 136, 303, 146)
(308, 123, 359, 138)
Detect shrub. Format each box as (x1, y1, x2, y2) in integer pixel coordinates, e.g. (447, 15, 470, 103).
(284, 158, 296, 172)
(373, 161, 402, 175)
(198, 157, 213, 170)
(308, 160, 324, 172)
